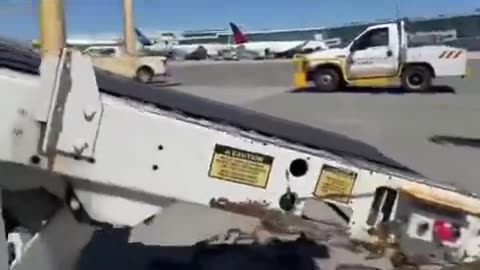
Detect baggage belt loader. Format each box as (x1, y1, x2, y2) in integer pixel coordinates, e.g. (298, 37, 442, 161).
(1, 1, 480, 268)
(2, 43, 480, 269)
(293, 20, 469, 91)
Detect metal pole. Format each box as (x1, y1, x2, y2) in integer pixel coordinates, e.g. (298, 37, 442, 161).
(394, 0, 401, 20)
(123, 0, 136, 56)
(39, 0, 66, 56)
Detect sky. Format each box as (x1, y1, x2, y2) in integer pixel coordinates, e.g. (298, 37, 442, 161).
(0, 0, 478, 41)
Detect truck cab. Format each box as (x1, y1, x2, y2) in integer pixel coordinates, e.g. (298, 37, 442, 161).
(296, 20, 468, 91)
(82, 45, 169, 83)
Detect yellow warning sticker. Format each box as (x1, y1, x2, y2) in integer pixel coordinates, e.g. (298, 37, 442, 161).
(208, 144, 274, 188)
(313, 164, 357, 204)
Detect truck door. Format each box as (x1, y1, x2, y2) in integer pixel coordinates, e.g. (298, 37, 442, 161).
(346, 26, 399, 79)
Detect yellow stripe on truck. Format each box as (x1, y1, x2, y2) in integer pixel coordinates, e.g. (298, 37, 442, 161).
(292, 57, 308, 88)
(349, 77, 399, 88)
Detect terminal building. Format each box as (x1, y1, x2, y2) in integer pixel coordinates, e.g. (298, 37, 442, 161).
(166, 12, 480, 50)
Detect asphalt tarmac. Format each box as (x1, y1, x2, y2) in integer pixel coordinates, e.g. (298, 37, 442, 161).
(171, 59, 480, 193)
(169, 59, 480, 90)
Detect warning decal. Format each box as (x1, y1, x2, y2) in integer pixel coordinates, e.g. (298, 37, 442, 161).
(313, 164, 357, 204)
(208, 144, 274, 188)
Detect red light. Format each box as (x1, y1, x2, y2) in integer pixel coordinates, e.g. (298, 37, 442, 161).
(433, 220, 460, 242)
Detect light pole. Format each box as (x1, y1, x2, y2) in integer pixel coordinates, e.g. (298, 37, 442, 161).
(123, 0, 136, 56)
(39, 0, 66, 56)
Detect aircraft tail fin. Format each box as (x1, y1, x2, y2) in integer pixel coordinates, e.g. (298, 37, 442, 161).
(135, 27, 155, 46)
(228, 22, 248, 44)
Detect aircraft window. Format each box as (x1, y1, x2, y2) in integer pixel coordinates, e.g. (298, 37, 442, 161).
(85, 49, 100, 56)
(99, 48, 116, 56)
(85, 48, 116, 57)
(354, 27, 389, 50)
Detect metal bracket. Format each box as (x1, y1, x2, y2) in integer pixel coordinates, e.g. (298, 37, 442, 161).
(34, 51, 65, 123)
(41, 49, 103, 164)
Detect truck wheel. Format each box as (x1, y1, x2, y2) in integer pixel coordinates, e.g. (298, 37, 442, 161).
(401, 65, 432, 92)
(136, 66, 154, 83)
(312, 68, 340, 91)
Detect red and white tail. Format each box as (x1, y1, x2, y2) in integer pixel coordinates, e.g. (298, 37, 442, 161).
(229, 22, 248, 44)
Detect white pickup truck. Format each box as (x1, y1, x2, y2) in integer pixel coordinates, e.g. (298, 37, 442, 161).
(297, 20, 469, 91)
(82, 45, 168, 83)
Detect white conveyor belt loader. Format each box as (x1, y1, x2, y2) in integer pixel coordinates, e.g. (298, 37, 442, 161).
(2, 40, 480, 269)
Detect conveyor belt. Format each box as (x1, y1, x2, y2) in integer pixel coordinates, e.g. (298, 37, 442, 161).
(0, 40, 418, 175)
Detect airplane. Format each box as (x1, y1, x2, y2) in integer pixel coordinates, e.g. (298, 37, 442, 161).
(30, 28, 218, 60)
(30, 28, 175, 53)
(228, 22, 328, 58)
(134, 27, 231, 59)
(31, 37, 123, 51)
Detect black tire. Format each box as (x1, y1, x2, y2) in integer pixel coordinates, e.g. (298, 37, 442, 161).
(401, 65, 432, 92)
(312, 67, 340, 91)
(136, 66, 154, 83)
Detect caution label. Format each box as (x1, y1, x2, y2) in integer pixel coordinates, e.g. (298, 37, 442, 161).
(313, 164, 357, 204)
(208, 144, 274, 188)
